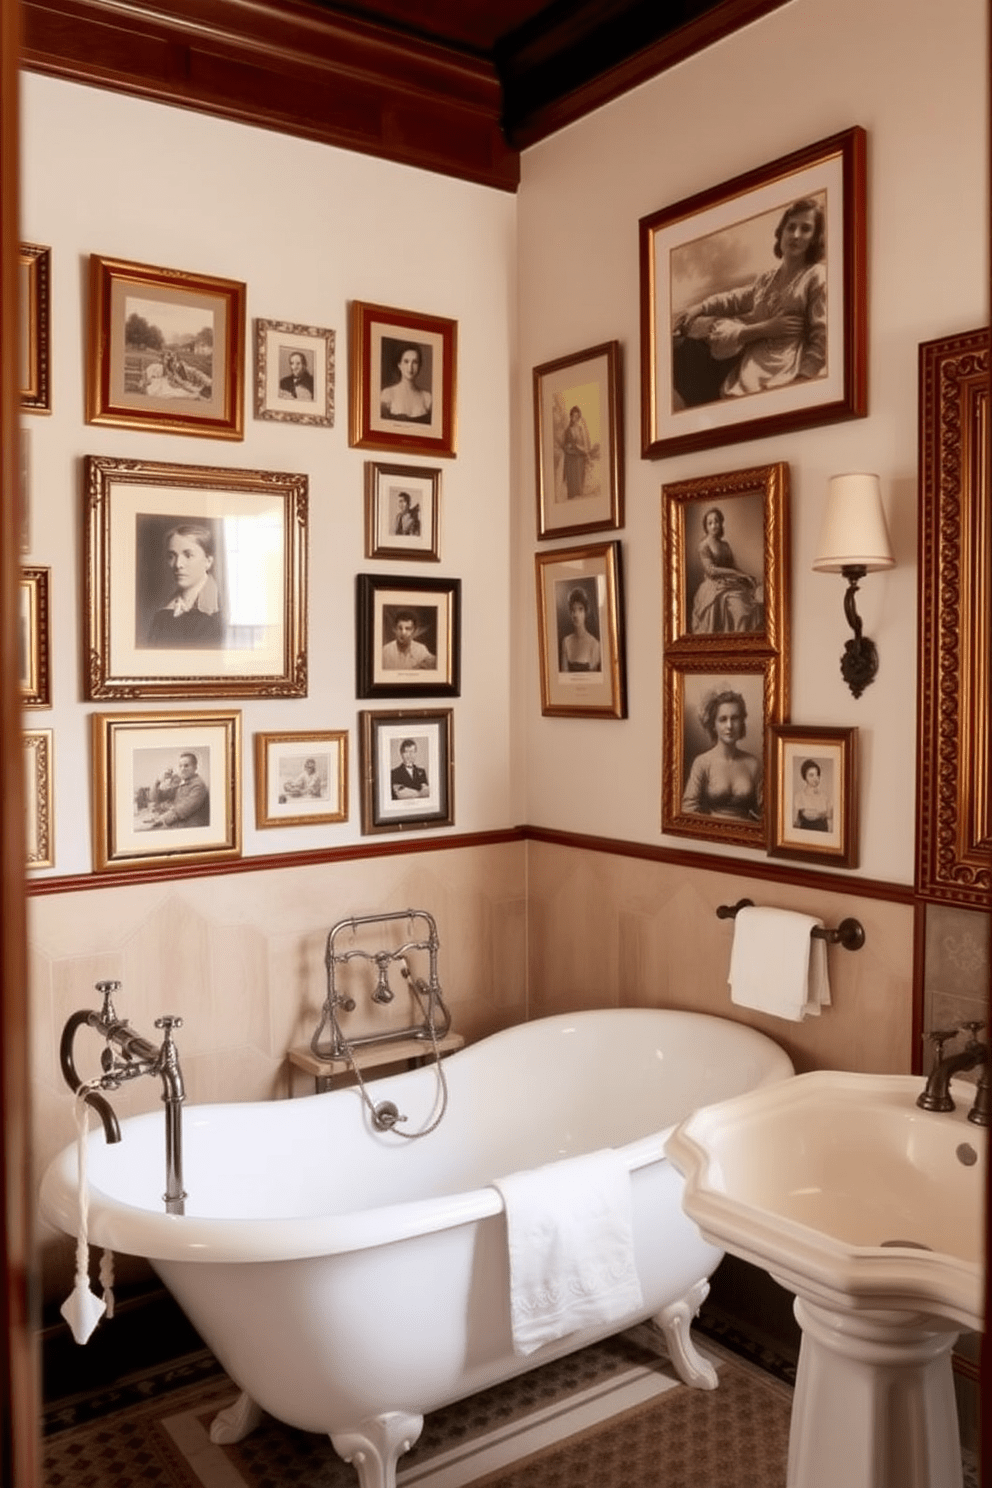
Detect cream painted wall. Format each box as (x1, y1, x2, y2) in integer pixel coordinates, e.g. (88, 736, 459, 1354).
(515, 0, 988, 884)
(20, 74, 519, 875)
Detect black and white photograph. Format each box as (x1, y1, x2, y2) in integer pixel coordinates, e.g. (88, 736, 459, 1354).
(535, 541, 627, 718)
(85, 455, 308, 699)
(640, 128, 866, 459)
(663, 462, 789, 651)
(87, 255, 245, 439)
(356, 574, 460, 698)
(350, 301, 457, 457)
(254, 318, 335, 426)
(91, 709, 241, 872)
(254, 730, 349, 828)
(663, 657, 784, 849)
(359, 708, 453, 834)
(364, 461, 441, 560)
(769, 725, 858, 867)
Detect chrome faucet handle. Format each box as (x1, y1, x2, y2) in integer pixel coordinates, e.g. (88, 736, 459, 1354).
(95, 979, 122, 1022)
(155, 1015, 183, 1043)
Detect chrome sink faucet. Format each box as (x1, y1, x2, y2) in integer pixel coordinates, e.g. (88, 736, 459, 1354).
(917, 1021, 990, 1126)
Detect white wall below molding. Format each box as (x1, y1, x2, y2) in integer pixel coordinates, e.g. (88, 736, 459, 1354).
(514, 0, 988, 885)
(20, 73, 519, 877)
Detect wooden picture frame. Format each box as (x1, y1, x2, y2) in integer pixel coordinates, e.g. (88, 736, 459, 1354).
(640, 127, 867, 460)
(84, 455, 308, 699)
(663, 655, 785, 849)
(916, 326, 991, 905)
(91, 709, 241, 872)
(359, 708, 453, 834)
(533, 340, 624, 539)
(254, 318, 335, 426)
(20, 566, 51, 708)
(349, 300, 457, 458)
(254, 730, 348, 828)
(20, 243, 50, 413)
(535, 540, 627, 719)
(86, 254, 246, 440)
(663, 462, 790, 653)
(769, 725, 858, 867)
(364, 461, 441, 561)
(24, 729, 53, 869)
(356, 573, 460, 698)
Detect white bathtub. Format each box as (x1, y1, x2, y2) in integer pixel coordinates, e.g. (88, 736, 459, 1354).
(40, 1007, 793, 1488)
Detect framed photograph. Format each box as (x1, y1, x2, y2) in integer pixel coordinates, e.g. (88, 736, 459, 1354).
(535, 541, 627, 719)
(20, 243, 50, 413)
(20, 566, 51, 708)
(359, 708, 453, 834)
(662, 655, 785, 849)
(254, 318, 335, 426)
(91, 709, 241, 873)
(349, 300, 457, 458)
(86, 254, 246, 440)
(364, 461, 441, 561)
(84, 455, 308, 699)
(356, 573, 460, 698)
(533, 340, 624, 539)
(24, 729, 53, 870)
(640, 127, 867, 460)
(254, 730, 348, 829)
(769, 725, 858, 867)
(663, 462, 789, 652)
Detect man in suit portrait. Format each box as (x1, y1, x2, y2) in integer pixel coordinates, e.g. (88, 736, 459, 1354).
(279, 350, 314, 400)
(390, 738, 429, 800)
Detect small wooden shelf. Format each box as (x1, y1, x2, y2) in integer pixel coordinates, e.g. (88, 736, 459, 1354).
(288, 1032, 465, 1093)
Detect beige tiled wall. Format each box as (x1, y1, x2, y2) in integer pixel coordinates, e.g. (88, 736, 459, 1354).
(31, 835, 919, 1303)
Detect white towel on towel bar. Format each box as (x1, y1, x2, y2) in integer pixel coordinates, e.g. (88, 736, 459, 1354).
(728, 905, 832, 1022)
(492, 1147, 644, 1357)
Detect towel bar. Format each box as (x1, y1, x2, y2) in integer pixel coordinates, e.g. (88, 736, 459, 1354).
(716, 898, 865, 951)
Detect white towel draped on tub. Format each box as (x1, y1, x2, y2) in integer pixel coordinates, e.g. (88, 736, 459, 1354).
(492, 1147, 644, 1357)
(728, 905, 831, 1022)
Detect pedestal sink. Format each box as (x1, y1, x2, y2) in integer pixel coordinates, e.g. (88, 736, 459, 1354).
(666, 1071, 985, 1488)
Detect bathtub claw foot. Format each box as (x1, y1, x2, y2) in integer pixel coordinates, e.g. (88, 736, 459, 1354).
(330, 1410, 424, 1488)
(653, 1279, 718, 1390)
(209, 1390, 266, 1443)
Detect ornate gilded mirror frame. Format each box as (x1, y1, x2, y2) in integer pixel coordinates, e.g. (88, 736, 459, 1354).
(916, 326, 991, 904)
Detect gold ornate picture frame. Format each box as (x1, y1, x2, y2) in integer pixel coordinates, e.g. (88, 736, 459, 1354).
(533, 340, 624, 539)
(663, 654, 784, 849)
(254, 318, 335, 426)
(769, 724, 858, 867)
(640, 128, 867, 460)
(24, 729, 53, 869)
(254, 730, 349, 829)
(19, 243, 51, 413)
(349, 300, 457, 458)
(20, 566, 51, 708)
(91, 709, 241, 873)
(663, 462, 789, 653)
(535, 540, 627, 719)
(84, 455, 308, 699)
(87, 254, 246, 439)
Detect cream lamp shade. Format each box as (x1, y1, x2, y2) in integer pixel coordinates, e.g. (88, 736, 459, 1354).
(812, 474, 895, 573)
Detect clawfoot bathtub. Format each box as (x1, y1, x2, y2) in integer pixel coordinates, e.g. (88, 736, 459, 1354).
(40, 1007, 793, 1488)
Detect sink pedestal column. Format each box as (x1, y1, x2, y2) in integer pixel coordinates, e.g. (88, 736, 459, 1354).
(787, 1297, 962, 1488)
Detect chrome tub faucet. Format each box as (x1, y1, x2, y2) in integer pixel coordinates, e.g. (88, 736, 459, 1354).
(59, 980, 187, 1213)
(917, 1021, 990, 1126)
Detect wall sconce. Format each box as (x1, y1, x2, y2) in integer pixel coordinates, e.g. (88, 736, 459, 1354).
(812, 473, 895, 699)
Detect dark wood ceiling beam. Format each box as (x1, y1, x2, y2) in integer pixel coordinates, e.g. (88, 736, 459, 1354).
(21, 0, 521, 189)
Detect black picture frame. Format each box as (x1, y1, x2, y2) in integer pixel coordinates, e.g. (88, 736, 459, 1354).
(356, 573, 461, 699)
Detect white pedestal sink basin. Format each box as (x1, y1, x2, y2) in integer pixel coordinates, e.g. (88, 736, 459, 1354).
(666, 1070, 985, 1488)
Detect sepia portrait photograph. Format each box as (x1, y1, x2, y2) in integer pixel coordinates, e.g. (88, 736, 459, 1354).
(533, 341, 623, 539)
(663, 657, 784, 849)
(87, 254, 245, 439)
(350, 301, 457, 458)
(663, 462, 789, 651)
(535, 541, 627, 719)
(85, 455, 307, 699)
(640, 128, 866, 459)
(769, 724, 858, 867)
